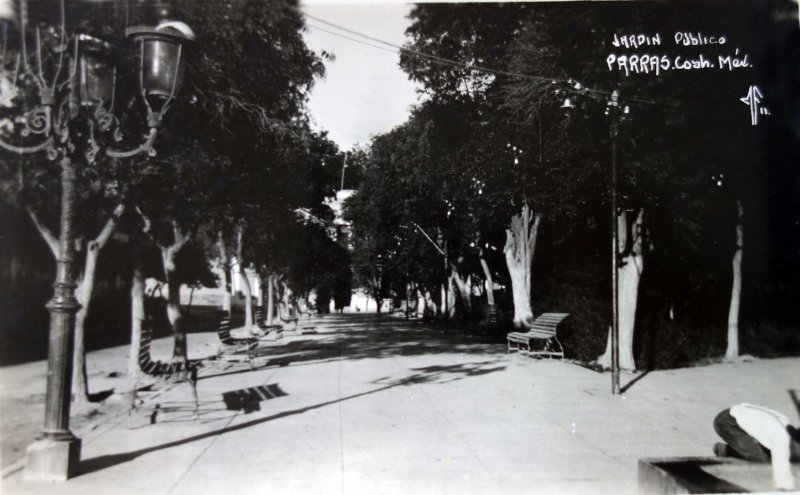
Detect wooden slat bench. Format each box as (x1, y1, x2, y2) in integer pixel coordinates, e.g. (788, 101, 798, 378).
(507, 312, 570, 358)
(254, 306, 284, 342)
(277, 303, 317, 334)
(130, 319, 201, 422)
(217, 315, 259, 369)
(277, 302, 299, 331)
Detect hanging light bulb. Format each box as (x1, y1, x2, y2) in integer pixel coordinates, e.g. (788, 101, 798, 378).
(561, 98, 575, 109)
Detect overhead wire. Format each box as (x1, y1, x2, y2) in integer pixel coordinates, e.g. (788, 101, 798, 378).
(304, 12, 687, 109)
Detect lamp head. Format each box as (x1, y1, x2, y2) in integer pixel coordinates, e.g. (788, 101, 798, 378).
(77, 34, 115, 108)
(126, 20, 195, 116)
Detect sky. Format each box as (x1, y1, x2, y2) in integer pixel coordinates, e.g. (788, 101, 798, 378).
(300, 2, 421, 151)
(0, 0, 421, 151)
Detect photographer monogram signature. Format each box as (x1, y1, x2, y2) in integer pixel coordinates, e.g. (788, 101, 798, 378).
(740, 85, 770, 126)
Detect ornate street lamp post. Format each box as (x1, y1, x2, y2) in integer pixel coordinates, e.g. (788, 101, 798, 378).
(605, 90, 629, 395)
(0, 2, 194, 481)
(559, 82, 629, 395)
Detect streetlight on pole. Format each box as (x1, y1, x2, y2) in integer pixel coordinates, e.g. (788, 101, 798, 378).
(1, 1, 194, 481)
(607, 90, 623, 395)
(560, 82, 629, 395)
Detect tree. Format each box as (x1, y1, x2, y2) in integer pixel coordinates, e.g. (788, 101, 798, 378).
(399, 1, 775, 368)
(125, 140, 227, 363)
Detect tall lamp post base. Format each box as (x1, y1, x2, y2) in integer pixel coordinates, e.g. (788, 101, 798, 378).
(24, 435, 82, 481)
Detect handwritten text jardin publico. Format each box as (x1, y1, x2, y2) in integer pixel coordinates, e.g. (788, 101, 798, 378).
(606, 32, 752, 76)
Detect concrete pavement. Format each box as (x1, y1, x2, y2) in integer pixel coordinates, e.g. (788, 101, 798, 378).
(2, 313, 799, 494)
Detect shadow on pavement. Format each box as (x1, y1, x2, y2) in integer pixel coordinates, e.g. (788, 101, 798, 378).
(197, 314, 507, 382)
(621, 370, 651, 394)
(222, 384, 288, 413)
(78, 358, 505, 477)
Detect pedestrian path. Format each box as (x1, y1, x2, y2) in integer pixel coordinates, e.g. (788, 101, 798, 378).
(2, 314, 798, 494)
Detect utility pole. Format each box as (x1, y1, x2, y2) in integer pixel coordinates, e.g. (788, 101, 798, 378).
(610, 117, 621, 395)
(340, 154, 348, 192)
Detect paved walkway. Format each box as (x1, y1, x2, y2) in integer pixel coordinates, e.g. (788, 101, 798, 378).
(2, 314, 799, 494)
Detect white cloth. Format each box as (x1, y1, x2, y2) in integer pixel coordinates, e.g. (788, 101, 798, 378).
(730, 403, 795, 490)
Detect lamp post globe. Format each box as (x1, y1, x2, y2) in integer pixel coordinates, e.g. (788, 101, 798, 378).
(127, 21, 195, 118)
(5, 9, 196, 481)
(77, 34, 115, 108)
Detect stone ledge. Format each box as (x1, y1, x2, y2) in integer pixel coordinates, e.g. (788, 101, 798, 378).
(639, 456, 800, 494)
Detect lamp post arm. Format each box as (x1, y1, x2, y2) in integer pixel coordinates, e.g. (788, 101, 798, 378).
(0, 135, 54, 155)
(105, 128, 158, 159)
(412, 222, 446, 257)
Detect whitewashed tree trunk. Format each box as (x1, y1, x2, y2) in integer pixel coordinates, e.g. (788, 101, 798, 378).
(71, 257, 94, 403)
(504, 205, 541, 329)
(235, 227, 253, 336)
(440, 284, 445, 317)
(162, 247, 185, 363)
(217, 231, 231, 314)
(28, 204, 123, 403)
(479, 253, 495, 307)
(423, 290, 437, 318)
(255, 273, 264, 307)
(128, 265, 144, 375)
(725, 201, 743, 360)
(450, 265, 471, 313)
(597, 209, 643, 371)
(447, 275, 457, 318)
(281, 281, 291, 313)
(267, 273, 276, 326)
(135, 209, 191, 364)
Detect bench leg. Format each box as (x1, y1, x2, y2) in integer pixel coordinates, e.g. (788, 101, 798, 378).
(189, 370, 199, 420)
(553, 336, 564, 359)
(129, 376, 141, 415)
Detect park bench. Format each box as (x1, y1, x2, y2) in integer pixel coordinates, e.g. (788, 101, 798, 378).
(254, 306, 284, 342)
(217, 315, 260, 370)
(130, 319, 201, 422)
(277, 302, 299, 330)
(506, 312, 570, 358)
(277, 303, 317, 333)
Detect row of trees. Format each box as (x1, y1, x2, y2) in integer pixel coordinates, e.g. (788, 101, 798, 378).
(1, 1, 356, 402)
(345, 1, 799, 369)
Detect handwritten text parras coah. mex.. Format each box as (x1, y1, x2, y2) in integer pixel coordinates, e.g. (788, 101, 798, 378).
(607, 32, 751, 76)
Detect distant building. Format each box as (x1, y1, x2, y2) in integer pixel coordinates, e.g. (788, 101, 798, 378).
(324, 189, 355, 248)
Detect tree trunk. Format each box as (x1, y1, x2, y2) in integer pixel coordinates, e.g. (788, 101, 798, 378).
(255, 273, 264, 307)
(410, 282, 419, 314)
(26, 204, 123, 404)
(217, 231, 231, 314)
(71, 245, 100, 403)
(423, 290, 437, 319)
(161, 247, 187, 363)
(504, 205, 541, 329)
(479, 253, 495, 306)
(239, 267, 253, 332)
(129, 264, 145, 375)
(371, 272, 383, 315)
(235, 227, 253, 335)
(450, 265, 471, 313)
(267, 273, 276, 326)
(597, 209, 643, 371)
(725, 201, 743, 360)
(281, 281, 293, 317)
